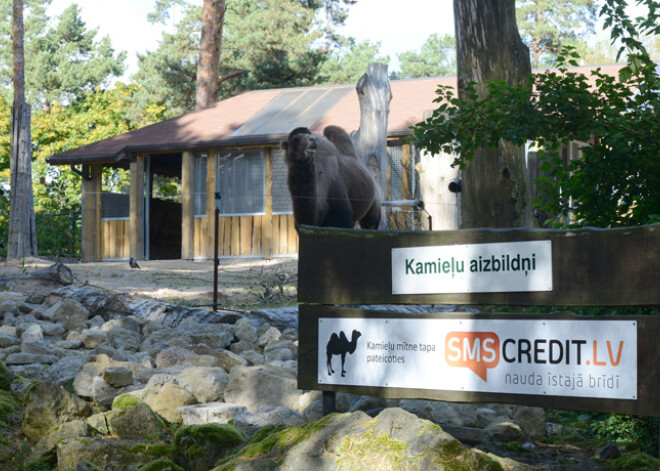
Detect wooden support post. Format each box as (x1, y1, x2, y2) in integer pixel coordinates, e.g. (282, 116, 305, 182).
(205, 153, 217, 258)
(81, 164, 101, 262)
(181, 151, 195, 259)
(322, 391, 336, 416)
(130, 156, 145, 260)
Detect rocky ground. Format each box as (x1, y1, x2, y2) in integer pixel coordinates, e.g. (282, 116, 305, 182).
(0, 257, 656, 470)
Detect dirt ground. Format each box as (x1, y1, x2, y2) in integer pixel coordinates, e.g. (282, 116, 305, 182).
(0, 256, 299, 309)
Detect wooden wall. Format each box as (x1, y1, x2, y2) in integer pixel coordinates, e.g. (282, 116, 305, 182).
(101, 219, 130, 259)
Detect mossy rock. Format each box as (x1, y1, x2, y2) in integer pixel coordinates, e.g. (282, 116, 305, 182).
(173, 423, 247, 471)
(610, 452, 660, 471)
(0, 390, 20, 421)
(112, 393, 144, 410)
(138, 457, 185, 471)
(0, 361, 14, 391)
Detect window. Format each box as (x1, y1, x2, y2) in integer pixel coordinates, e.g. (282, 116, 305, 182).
(101, 167, 130, 219)
(216, 148, 266, 215)
(194, 152, 207, 217)
(271, 147, 293, 214)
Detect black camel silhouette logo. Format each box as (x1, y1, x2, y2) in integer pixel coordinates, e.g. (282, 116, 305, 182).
(326, 329, 362, 377)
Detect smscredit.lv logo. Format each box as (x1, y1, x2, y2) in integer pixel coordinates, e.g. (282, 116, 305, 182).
(445, 331, 500, 381)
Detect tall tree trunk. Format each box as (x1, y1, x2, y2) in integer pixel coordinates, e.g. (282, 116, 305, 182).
(454, 0, 532, 228)
(195, 0, 226, 110)
(9, 0, 37, 259)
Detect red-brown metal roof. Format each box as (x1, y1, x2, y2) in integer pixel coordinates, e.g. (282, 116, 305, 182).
(47, 63, 624, 165)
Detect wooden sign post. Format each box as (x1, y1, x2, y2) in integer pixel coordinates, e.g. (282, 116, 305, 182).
(297, 224, 660, 417)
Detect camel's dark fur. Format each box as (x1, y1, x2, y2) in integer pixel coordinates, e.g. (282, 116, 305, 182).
(281, 126, 381, 229)
(326, 329, 362, 377)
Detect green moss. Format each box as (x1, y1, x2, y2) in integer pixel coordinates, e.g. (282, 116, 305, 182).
(112, 393, 143, 410)
(125, 443, 173, 458)
(138, 458, 185, 471)
(335, 430, 410, 470)
(609, 452, 660, 471)
(174, 423, 247, 450)
(216, 415, 338, 469)
(0, 361, 14, 391)
(0, 390, 20, 420)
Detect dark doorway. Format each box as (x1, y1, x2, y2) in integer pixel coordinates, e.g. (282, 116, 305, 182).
(148, 153, 182, 260)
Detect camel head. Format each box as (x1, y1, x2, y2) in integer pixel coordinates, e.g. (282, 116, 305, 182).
(351, 330, 362, 341)
(282, 127, 317, 164)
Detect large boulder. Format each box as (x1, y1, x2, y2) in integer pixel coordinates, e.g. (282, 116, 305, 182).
(177, 366, 229, 403)
(56, 437, 170, 471)
(172, 423, 247, 471)
(218, 407, 502, 470)
(108, 402, 168, 440)
(146, 383, 197, 423)
(223, 364, 301, 413)
(43, 298, 90, 332)
(22, 383, 93, 441)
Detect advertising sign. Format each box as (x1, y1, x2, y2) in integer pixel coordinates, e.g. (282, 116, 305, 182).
(318, 317, 637, 400)
(392, 240, 553, 295)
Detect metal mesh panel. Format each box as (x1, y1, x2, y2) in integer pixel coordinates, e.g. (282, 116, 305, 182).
(271, 147, 292, 214)
(194, 152, 207, 216)
(101, 192, 129, 219)
(216, 148, 266, 215)
(389, 144, 404, 201)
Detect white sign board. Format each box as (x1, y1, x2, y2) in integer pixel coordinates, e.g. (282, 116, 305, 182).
(392, 240, 553, 295)
(318, 317, 637, 400)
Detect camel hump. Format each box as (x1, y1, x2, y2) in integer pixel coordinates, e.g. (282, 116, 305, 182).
(324, 125, 359, 159)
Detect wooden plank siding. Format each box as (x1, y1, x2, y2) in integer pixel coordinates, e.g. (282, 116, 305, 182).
(101, 219, 130, 259)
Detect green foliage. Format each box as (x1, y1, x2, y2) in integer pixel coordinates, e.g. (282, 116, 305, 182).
(414, 1, 660, 228)
(320, 40, 389, 84)
(516, 0, 597, 68)
(28, 4, 126, 110)
(609, 452, 660, 470)
(394, 34, 456, 79)
(591, 414, 659, 457)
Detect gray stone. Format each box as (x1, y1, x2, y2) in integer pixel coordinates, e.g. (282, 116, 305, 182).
(223, 364, 301, 413)
(179, 402, 249, 426)
(22, 383, 92, 442)
(257, 326, 281, 346)
(47, 356, 88, 386)
(109, 402, 167, 440)
(5, 352, 58, 365)
(234, 317, 258, 344)
(513, 406, 546, 438)
(29, 420, 92, 465)
(56, 437, 164, 471)
(106, 327, 141, 351)
(21, 324, 44, 342)
(485, 417, 525, 442)
(263, 339, 297, 363)
(103, 366, 134, 388)
(155, 346, 218, 368)
(45, 298, 90, 332)
(177, 366, 229, 403)
(0, 332, 20, 348)
(242, 349, 265, 366)
(216, 349, 248, 371)
(229, 340, 254, 355)
(145, 383, 197, 423)
(399, 399, 464, 426)
(81, 329, 106, 349)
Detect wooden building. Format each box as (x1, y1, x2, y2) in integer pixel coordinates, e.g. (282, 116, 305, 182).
(47, 76, 450, 262)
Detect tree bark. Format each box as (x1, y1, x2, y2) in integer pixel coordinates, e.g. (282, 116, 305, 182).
(195, 0, 226, 110)
(454, 0, 532, 228)
(9, 0, 38, 259)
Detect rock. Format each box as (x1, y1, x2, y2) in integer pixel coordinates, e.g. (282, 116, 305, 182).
(103, 366, 134, 388)
(22, 383, 93, 442)
(172, 423, 247, 471)
(73, 354, 114, 397)
(0, 332, 20, 348)
(513, 406, 546, 438)
(29, 420, 92, 466)
(146, 383, 197, 423)
(21, 324, 43, 342)
(106, 327, 141, 351)
(233, 405, 306, 435)
(216, 349, 248, 371)
(0, 360, 16, 390)
(179, 402, 249, 426)
(108, 402, 168, 440)
(5, 352, 58, 365)
(242, 349, 265, 366)
(257, 326, 281, 346)
(263, 339, 297, 363)
(233, 317, 258, 344)
(177, 366, 229, 403)
(56, 437, 168, 470)
(81, 329, 106, 349)
(45, 298, 90, 332)
(484, 417, 525, 442)
(399, 399, 463, 426)
(223, 364, 301, 413)
(92, 376, 139, 407)
(594, 442, 622, 460)
(155, 346, 218, 368)
(47, 356, 88, 386)
(229, 340, 254, 355)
